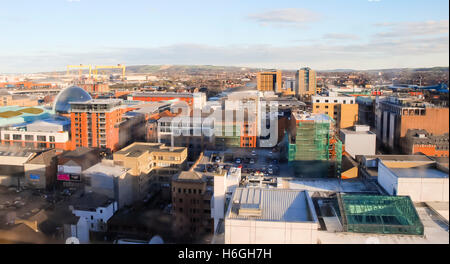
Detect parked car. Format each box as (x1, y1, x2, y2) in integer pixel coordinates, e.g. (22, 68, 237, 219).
(249, 159, 255, 164)
(235, 158, 242, 164)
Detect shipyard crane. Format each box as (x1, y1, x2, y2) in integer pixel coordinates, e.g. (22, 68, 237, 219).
(93, 64, 126, 81)
(67, 64, 92, 78)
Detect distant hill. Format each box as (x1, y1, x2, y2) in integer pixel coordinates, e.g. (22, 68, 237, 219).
(39, 65, 449, 75)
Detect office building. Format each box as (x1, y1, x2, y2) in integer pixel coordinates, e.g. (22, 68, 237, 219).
(225, 188, 319, 244)
(257, 71, 282, 92)
(312, 95, 359, 129)
(340, 125, 376, 159)
(113, 142, 188, 201)
(378, 157, 449, 202)
(70, 99, 126, 151)
(375, 96, 449, 152)
(295, 68, 317, 97)
(171, 171, 213, 241)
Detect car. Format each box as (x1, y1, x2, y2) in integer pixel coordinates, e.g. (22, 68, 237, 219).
(215, 156, 221, 163)
(272, 159, 278, 164)
(235, 158, 241, 164)
(249, 159, 255, 164)
(251, 150, 257, 156)
(268, 168, 273, 175)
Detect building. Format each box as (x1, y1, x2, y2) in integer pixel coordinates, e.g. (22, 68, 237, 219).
(312, 94, 359, 129)
(257, 71, 282, 92)
(171, 171, 213, 241)
(82, 160, 133, 209)
(23, 149, 58, 190)
(113, 142, 188, 201)
(1, 118, 71, 151)
(224, 188, 319, 244)
(70, 99, 126, 151)
(340, 125, 376, 159)
(378, 158, 449, 202)
(70, 192, 118, 234)
(286, 112, 342, 178)
(0, 148, 37, 187)
(212, 166, 241, 232)
(0, 90, 38, 107)
(57, 147, 102, 189)
(0, 106, 54, 128)
(129, 92, 200, 108)
(53, 86, 93, 115)
(295, 67, 317, 97)
(375, 96, 449, 152)
(336, 194, 424, 236)
(356, 96, 376, 128)
(400, 129, 449, 157)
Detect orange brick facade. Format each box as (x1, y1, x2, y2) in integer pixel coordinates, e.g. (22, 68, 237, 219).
(71, 108, 125, 151)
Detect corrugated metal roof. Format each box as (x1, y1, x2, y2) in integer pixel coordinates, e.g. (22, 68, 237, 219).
(227, 188, 317, 223)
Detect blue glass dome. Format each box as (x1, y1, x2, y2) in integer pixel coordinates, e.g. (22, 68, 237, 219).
(53, 86, 92, 113)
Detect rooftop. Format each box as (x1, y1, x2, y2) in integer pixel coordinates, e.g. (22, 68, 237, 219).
(226, 188, 318, 223)
(82, 160, 129, 178)
(389, 166, 448, 179)
(115, 142, 186, 157)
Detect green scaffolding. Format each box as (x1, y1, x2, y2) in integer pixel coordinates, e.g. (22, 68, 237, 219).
(337, 194, 424, 236)
(287, 121, 338, 178)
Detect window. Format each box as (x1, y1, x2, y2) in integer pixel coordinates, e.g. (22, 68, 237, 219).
(91, 215, 93, 220)
(179, 198, 183, 203)
(315, 105, 319, 109)
(100, 210, 103, 214)
(325, 105, 329, 109)
(25, 135, 34, 141)
(4, 134, 9, 140)
(49, 136, 55, 142)
(13, 134, 22, 140)
(37, 135, 46, 141)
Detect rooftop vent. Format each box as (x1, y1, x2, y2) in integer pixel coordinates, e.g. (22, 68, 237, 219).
(237, 188, 262, 217)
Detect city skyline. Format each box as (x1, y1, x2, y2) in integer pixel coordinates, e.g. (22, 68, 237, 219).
(0, 0, 448, 73)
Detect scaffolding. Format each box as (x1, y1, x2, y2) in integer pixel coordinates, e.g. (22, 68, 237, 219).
(337, 194, 424, 236)
(287, 115, 342, 178)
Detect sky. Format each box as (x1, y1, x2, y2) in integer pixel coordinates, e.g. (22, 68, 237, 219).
(0, 0, 448, 73)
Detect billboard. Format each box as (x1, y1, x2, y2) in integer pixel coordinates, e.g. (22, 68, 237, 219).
(57, 174, 70, 181)
(29, 174, 40, 180)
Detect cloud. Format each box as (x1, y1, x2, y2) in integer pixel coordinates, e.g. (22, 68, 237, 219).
(375, 20, 449, 38)
(247, 8, 320, 27)
(323, 33, 360, 40)
(1, 33, 447, 73)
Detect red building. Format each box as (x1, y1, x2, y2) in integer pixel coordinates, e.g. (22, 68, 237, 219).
(70, 99, 126, 151)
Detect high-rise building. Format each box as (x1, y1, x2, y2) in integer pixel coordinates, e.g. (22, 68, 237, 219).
(70, 99, 126, 151)
(257, 70, 282, 92)
(295, 67, 317, 96)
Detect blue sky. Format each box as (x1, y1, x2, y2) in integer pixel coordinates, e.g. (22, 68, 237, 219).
(0, 0, 448, 73)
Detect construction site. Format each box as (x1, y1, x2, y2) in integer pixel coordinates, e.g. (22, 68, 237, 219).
(286, 111, 342, 178)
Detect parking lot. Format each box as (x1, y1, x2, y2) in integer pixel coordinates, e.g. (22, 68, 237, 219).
(201, 148, 283, 178)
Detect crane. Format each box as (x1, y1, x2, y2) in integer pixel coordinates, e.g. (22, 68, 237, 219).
(67, 64, 92, 78)
(93, 64, 126, 81)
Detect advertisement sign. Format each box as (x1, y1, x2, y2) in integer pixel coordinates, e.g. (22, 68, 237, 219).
(57, 174, 70, 181)
(30, 174, 40, 180)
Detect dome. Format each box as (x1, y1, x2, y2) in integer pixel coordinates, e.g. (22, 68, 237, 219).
(148, 235, 164, 244)
(53, 86, 92, 113)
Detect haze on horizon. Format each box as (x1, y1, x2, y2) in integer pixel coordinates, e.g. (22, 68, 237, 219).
(0, 0, 448, 73)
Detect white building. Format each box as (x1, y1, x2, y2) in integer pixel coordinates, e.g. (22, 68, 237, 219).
(70, 192, 118, 233)
(378, 159, 449, 202)
(312, 95, 355, 104)
(212, 167, 241, 232)
(340, 125, 376, 159)
(225, 188, 319, 244)
(82, 160, 133, 209)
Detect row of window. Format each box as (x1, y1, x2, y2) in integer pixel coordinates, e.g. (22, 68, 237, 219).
(3, 134, 55, 142)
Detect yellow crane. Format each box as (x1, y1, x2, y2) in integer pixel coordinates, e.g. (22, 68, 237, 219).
(93, 64, 126, 81)
(67, 64, 92, 78)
